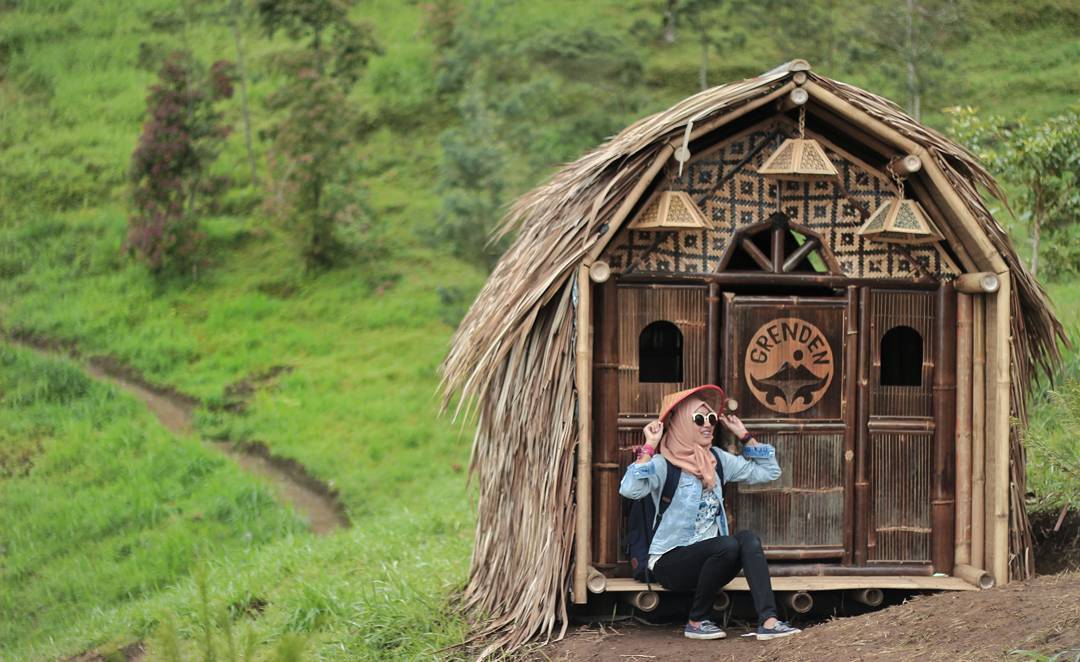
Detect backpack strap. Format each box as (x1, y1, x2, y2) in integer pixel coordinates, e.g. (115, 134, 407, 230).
(654, 459, 681, 533)
(711, 447, 725, 489)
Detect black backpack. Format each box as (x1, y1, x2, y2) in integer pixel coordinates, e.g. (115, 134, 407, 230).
(625, 447, 725, 583)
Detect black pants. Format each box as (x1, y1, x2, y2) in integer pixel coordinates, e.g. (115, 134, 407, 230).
(652, 530, 778, 624)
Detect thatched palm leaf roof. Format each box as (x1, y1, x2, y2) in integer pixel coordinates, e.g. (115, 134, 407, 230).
(442, 61, 1065, 656)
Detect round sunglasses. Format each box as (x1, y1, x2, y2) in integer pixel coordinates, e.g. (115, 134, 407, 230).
(691, 412, 718, 427)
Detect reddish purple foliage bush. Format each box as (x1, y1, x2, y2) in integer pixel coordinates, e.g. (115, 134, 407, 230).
(127, 51, 235, 275)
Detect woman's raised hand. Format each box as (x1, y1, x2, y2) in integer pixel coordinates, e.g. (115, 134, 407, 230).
(643, 420, 663, 445)
(719, 413, 751, 441)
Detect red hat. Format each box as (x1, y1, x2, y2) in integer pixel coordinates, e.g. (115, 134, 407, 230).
(657, 384, 725, 422)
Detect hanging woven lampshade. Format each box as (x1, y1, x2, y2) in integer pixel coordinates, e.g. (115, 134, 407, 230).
(858, 174, 943, 244)
(758, 106, 839, 181)
(628, 190, 712, 230)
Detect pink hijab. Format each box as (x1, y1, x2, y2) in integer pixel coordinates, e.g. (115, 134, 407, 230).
(659, 397, 718, 490)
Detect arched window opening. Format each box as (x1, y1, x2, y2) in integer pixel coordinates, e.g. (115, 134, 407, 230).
(639, 321, 683, 383)
(880, 326, 923, 386)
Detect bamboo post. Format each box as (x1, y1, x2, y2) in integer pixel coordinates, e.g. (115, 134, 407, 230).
(573, 265, 593, 604)
(854, 288, 872, 564)
(971, 296, 986, 570)
(985, 272, 1012, 584)
(706, 282, 720, 385)
(592, 278, 621, 567)
(932, 281, 957, 575)
(955, 292, 974, 567)
(843, 286, 858, 565)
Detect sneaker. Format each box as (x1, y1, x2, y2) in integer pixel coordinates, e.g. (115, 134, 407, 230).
(754, 620, 801, 640)
(684, 620, 727, 640)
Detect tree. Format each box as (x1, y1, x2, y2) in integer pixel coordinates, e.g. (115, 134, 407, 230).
(753, 0, 843, 71)
(434, 5, 648, 269)
(127, 51, 235, 276)
(850, 0, 967, 121)
(631, 0, 748, 90)
(948, 106, 1080, 278)
(256, 0, 381, 270)
(226, 0, 259, 185)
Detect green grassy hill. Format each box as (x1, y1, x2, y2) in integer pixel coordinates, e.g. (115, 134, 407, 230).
(0, 0, 1077, 658)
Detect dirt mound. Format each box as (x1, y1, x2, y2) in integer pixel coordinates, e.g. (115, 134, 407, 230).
(1032, 508, 1080, 575)
(545, 573, 1080, 661)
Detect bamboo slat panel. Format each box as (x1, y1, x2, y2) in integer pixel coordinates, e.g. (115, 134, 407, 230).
(735, 432, 845, 549)
(869, 431, 932, 562)
(615, 284, 708, 415)
(871, 290, 935, 418)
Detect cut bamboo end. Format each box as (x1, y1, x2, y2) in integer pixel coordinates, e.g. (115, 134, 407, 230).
(888, 154, 923, 176)
(783, 591, 814, 614)
(778, 87, 809, 112)
(586, 566, 607, 594)
(588, 260, 610, 283)
(955, 272, 1000, 294)
(954, 564, 994, 590)
(713, 590, 731, 612)
(629, 591, 660, 612)
(849, 587, 884, 607)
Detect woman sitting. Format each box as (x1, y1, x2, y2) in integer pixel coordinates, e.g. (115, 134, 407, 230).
(619, 384, 801, 641)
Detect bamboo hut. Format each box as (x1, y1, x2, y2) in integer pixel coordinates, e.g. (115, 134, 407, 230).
(442, 61, 1066, 656)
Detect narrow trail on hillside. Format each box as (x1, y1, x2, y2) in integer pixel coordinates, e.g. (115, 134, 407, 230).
(6, 333, 349, 535)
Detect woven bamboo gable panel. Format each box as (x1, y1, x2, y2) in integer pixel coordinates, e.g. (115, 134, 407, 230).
(604, 127, 961, 279)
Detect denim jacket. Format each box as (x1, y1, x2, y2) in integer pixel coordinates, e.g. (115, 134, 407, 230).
(618, 445, 782, 558)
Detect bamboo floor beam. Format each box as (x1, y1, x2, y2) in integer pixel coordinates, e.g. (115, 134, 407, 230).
(601, 576, 978, 593)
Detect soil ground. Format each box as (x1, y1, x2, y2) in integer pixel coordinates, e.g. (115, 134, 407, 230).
(543, 572, 1080, 661)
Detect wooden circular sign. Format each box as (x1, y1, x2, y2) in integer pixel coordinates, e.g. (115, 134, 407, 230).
(743, 317, 834, 414)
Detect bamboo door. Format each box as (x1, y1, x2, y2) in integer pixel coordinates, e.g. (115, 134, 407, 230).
(722, 294, 853, 560)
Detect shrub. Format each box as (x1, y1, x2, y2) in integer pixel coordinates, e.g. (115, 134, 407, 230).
(126, 51, 235, 277)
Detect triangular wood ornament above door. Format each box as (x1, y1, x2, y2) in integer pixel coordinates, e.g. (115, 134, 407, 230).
(627, 191, 713, 230)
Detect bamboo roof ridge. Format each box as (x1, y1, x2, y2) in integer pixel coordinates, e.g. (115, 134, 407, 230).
(441, 61, 1067, 656)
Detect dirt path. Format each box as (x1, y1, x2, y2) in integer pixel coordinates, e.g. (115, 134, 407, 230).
(543, 573, 1080, 661)
(7, 333, 349, 534)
